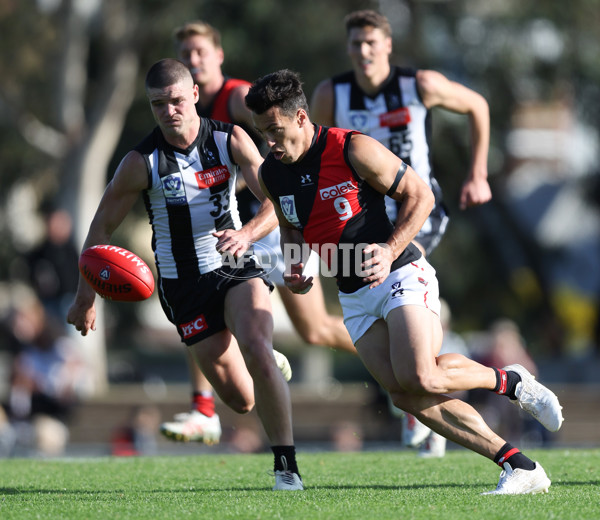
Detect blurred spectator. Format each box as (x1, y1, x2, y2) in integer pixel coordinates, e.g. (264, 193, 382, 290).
(330, 421, 363, 452)
(469, 319, 548, 446)
(477, 319, 538, 375)
(0, 406, 16, 457)
(226, 425, 266, 454)
(25, 206, 79, 321)
(5, 287, 91, 456)
(111, 405, 161, 456)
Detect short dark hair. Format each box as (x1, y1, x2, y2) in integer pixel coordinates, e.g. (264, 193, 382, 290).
(245, 69, 308, 117)
(145, 58, 193, 90)
(344, 10, 392, 38)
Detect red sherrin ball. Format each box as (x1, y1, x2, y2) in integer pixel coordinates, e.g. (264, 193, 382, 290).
(78, 245, 154, 301)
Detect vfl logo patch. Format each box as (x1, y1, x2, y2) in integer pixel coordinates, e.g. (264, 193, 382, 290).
(162, 173, 187, 205)
(195, 166, 230, 189)
(319, 181, 357, 200)
(280, 195, 301, 226)
(349, 111, 369, 132)
(180, 314, 208, 339)
(391, 281, 404, 298)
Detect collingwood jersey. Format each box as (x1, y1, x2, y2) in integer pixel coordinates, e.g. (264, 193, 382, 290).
(332, 67, 448, 253)
(332, 67, 431, 184)
(136, 118, 241, 279)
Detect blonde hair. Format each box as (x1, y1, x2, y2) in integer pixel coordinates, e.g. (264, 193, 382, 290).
(173, 20, 222, 48)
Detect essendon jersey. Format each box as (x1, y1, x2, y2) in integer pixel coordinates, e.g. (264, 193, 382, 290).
(260, 125, 420, 293)
(136, 118, 241, 279)
(195, 77, 251, 123)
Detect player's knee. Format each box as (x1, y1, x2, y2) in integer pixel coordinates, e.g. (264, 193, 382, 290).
(297, 326, 325, 345)
(226, 397, 254, 415)
(398, 371, 441, 395)
(295, 317, 340, 346)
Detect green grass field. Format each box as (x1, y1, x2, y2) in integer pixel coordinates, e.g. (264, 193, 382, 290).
(0, 449, 598, 519)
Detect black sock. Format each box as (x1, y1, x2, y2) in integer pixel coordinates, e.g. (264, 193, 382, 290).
(493, 442, 536, 471)
(272, 446, 300, 478)
(492, 368, 522, 400)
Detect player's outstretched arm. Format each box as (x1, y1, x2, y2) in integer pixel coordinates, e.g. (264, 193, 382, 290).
(67, 151, 147, 335)
(417, 69, 491, 209)
(214, 126, 277, 257)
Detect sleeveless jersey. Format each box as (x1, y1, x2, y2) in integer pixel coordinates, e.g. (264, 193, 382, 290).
(332, 67, 448, 252)
(260, 125, 420, 293)
(195, 77, 263, 224)
(135, 118, 241, 279)
(195, 77, 251, 123)
(332, 67, 431, 185)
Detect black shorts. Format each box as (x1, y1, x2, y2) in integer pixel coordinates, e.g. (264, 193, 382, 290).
(158, 261, 273, 345)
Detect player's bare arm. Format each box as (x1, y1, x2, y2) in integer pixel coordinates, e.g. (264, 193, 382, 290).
(417, 69, 491, 209)
(309, 79, 335, 126)
(213, 125, 277, 257)
(348, 133, 434, 287)
(67, 150, 147, 335)
(229, 84, 255, 129)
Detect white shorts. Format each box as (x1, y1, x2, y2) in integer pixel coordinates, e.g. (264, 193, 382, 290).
(338, 256, 441, 344)
(253, 227, 320, 286)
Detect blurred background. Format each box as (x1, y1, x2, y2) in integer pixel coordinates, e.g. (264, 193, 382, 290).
(0, 0, 598, 457)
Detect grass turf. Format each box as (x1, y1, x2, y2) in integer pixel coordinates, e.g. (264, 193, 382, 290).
(0, 448, 598, 519)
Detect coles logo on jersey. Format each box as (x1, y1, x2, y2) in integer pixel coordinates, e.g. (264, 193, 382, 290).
(180, 314, 208, 339)
(320, 181, 357, 200)
(195, 166, 231, 189)
(279, 195, 301, 226)
(162, 173, 187, 205)
(380, 107, 411, 127)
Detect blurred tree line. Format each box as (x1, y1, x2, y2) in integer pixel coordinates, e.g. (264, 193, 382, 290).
(0, 0, 598, 371)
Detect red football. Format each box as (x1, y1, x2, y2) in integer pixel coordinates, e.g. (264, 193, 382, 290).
(78, 245, 155, 301)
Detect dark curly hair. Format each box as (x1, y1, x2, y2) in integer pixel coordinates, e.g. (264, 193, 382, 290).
(245, 69, 308, 117)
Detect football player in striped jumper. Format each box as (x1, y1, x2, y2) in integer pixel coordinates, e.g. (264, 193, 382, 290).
(160, 20, 358, 447)
(67, 59, 302, 490)
(311, 9, 492, 456)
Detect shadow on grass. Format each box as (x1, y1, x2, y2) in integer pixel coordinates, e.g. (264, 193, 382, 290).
(1, 480, 597, 496)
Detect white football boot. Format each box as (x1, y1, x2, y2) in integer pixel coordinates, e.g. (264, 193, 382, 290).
(272, 456, 303, 491)
(273, 349, 292, 382)
(482, 462, 551, 495)
(418, 431, 447, 458)
(401, 413, 432, 448)
(502, 364, 564, 431)
(160, 411, 221, 444)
